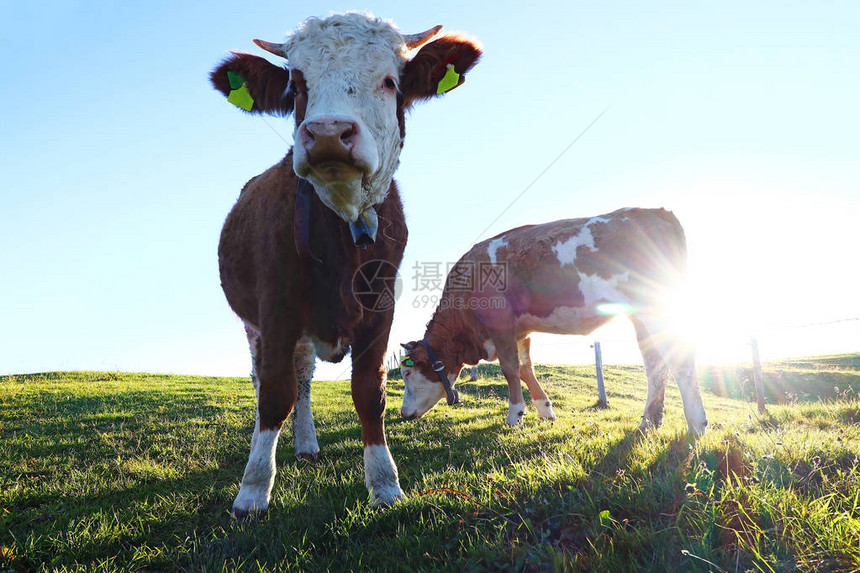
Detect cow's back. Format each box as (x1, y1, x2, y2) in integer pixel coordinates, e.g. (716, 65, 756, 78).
(446, 208, 687, 323)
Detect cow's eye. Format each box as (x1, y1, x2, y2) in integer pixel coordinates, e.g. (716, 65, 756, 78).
(382, 76, 397, 92)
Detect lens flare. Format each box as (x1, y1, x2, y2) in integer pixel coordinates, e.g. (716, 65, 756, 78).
(596, 303, 633, 316)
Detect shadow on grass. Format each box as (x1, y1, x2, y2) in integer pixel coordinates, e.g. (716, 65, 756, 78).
(454, 429, 701, 570)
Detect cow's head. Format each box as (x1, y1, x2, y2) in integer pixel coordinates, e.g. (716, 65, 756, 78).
(398, 340, 459, 419)
(211, 13, 481, 224)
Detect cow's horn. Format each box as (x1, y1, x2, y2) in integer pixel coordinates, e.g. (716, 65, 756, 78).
(402, 25, 443, 49)
(253, 39, 288, 58)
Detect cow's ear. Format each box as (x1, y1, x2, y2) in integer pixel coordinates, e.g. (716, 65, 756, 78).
(400, 34, 482, 106)
(210, 52, 293, 116)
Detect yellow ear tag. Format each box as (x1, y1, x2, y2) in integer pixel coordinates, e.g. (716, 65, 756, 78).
(436, 64, 461, 94)
(228, 84, 254, 111)
(226, 71, 255, 111)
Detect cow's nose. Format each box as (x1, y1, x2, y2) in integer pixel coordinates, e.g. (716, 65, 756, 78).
(400, 409, 416, 420)
(300, 119, 359, 157)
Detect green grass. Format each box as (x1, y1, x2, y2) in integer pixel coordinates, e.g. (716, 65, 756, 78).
(1, 357, 859, 572)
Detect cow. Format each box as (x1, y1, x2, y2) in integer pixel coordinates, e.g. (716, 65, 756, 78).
(209, 13, 481, 518)
(399, 208, 709, 435)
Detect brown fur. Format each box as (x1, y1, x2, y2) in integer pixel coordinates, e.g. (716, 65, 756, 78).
(400, 34, 482, 105)
(289, 69, 308, 123)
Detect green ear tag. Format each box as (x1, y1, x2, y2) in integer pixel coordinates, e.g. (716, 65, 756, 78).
(226, 70, 245, 90)
(400, 357, 415, 367)
(436, 64, 461, 94)
(228, 84, 255, 111)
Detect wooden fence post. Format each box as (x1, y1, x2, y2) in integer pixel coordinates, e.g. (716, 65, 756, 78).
(593, 341, 607, 407)
(750, 336, 766, 414)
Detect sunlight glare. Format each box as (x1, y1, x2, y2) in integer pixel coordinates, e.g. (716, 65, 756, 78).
(596, 302, 633, 316)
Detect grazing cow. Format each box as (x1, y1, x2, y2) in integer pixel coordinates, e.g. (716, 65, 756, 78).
(210, 13, 481, 517)
(399, 208, 708, 434)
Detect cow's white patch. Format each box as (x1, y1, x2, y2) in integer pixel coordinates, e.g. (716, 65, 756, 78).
(363, 444, 405, 506)
(487, 237, 508, 266)
(671, 358, 708, 436)
(310, 335, 348, 362)
(516, 340, 530, 364)
(577, 271, 630, 306)
(516, 269, 628, 335)
(552, 216, 609, 266)
(483, 340, 497, 361)
(243, 321, 261, 357)
(233, 428, 280, 515)
(400, 368, 447, 418)
(506, 402, 526, 426)
(682, 394, 709, 435)
(293, 342, 319, 459)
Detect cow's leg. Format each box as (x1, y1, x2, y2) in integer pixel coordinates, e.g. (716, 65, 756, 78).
(493, 336, 525, 426)
(631, 318, 670, 430)
(517, 337, 556, 421)
(631, 315, 707, 435)
(292, 340, 320, 461)
(242, 324, 263, 449)
(232, 318, 299, 519)
(351, 322, 404, 507)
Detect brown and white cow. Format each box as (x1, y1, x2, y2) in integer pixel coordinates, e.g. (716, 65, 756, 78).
(399, 208, 708, 435)
(209, 13, 481, 517)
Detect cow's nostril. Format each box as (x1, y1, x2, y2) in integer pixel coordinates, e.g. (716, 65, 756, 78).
(300, 124, 316, 151)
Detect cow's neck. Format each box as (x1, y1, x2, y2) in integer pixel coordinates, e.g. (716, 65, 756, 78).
(425, 310, 484, 372)
(293, 177, 380, 265)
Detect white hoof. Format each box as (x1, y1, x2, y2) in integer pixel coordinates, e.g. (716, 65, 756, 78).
(535, 399, 556, 421)
(506, 404, 525, 426)
(232, 486, 270, 519)
(688, 418, 708, 436)
(369, 483, 406, 507)
(364, 444, 404, 507)
(233, 428, 278, 518)
(293, 427, 320, 461)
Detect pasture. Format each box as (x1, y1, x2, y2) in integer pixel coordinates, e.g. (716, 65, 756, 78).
(1, 356, 859, 572)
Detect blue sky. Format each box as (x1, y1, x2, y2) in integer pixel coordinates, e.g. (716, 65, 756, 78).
(2, 1, 858, 379)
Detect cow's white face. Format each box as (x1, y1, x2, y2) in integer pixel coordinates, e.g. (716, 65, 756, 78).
(400, 365, 449, 419)
(282, 15, 407, 223)
(398, 342, 456, 418)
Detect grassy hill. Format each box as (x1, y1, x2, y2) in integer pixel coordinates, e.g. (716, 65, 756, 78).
(1, 356, 858, 571)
